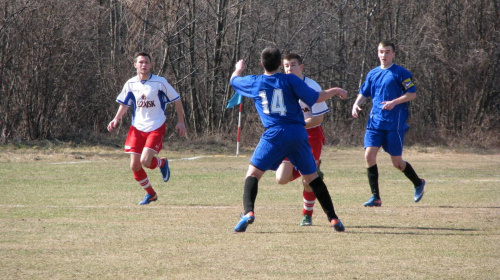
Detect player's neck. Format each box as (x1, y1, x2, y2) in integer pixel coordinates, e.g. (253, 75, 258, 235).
(138, 73, 151, 81)
(380, 63, 394, 69)
(264, 69, 280, 75)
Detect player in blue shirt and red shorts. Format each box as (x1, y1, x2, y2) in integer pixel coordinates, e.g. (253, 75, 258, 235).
(352, 41, 426, 207)
(108, 52, 186, 205)
(230, 47, 348, 233)
(276, 53, 347, 227)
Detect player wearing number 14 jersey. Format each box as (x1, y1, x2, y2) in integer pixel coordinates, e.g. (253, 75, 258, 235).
(229, 47, 348, 233)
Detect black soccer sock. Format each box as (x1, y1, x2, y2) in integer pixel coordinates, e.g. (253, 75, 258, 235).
(243, 176, 259, 214)
(402, 162, 422, 186)
(309, 177, 338, 221)
(367, 164, 380, 199)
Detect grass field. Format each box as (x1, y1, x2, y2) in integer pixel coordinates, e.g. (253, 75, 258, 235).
(0, 145, 498, 279)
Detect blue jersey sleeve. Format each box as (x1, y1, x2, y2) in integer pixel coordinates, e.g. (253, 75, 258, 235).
(286, 74, 319, 107)
(359, 70, 374, 98)
(400, 69, 416, 93)
(230, 75, 257, 98)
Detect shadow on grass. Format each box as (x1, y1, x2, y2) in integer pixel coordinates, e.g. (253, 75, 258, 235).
(244, 225, 483, 236)
(345, 225, 483, 236)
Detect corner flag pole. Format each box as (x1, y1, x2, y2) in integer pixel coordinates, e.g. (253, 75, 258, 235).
(226, 92, 243, 156)
(236, 103, 242, 156)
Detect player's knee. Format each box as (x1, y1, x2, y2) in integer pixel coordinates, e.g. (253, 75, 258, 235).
(140, 158, 151, 168)
(275, 176, 289, 185)
(130, 162, 142, 172)
(392, 161, 405, 171)
(365, 155, 376, 166)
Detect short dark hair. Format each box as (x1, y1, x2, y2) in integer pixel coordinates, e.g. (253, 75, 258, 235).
(283, 53, 303, 65)
(379, 40, 396, 52)
(261, 47, 282, 72)
(134, 52, 152, 62)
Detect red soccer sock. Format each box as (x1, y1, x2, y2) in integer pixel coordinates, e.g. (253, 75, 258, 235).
(302, 190, 316, 216)
(148, 157, 164, 169)
(133, 168, 156, 195)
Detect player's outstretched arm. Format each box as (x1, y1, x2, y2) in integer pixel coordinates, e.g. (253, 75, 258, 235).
(317, 87, 348, 103)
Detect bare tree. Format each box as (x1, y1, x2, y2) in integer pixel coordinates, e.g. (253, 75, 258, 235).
(0, 0, 498, 147)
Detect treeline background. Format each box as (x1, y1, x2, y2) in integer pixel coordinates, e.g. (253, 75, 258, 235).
(1, 0, 499, 148)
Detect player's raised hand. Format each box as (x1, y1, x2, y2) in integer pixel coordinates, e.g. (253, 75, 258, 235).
(235, 59, 245, 71)
(231, 59, 246, 80)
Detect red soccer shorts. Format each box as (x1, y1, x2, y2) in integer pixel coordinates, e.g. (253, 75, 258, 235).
(124, 123, 166, 154)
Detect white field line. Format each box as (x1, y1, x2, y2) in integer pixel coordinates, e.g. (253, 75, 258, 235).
(0, 204, 238, 210)
(49, 155, 241, 165)
(50, 161, 92, 165)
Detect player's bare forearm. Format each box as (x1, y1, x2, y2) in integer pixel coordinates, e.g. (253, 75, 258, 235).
(317, 87, 347, 103)
(381, 92, 416, 110)
(174, 99, 187, 137)
(352, 94, 366, 118)
(305, 114, 324, 129)
(107, 104, 128, 132)
(231, 59, 245, 80)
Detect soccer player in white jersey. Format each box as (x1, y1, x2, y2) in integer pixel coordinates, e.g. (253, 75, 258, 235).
(352, 41, 425, 207)
(230, 47, 348, 233)
(108, 52, 186, 205)
(276, 53, 347, 227)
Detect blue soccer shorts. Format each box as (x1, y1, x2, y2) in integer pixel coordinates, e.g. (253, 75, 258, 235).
(250, 125, 317, 175)
(364, 128, 406, 156)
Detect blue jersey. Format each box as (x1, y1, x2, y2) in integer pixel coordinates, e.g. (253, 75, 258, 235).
(230, 73, 319, 128)
(359, 64, 416, 131)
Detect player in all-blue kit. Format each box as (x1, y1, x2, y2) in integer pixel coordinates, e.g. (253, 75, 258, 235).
(352, 41, 425, 207)
(108, 52, 186, 205)
(230, 47, 348, 233)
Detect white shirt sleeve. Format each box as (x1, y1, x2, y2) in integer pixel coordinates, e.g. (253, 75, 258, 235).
(301, 77, 330, 117)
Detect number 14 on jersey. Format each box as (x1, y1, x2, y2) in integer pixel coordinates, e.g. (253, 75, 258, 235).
(259, 89, 287, 116)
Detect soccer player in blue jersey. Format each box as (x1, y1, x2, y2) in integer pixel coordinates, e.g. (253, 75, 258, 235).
(108, 52, 186, 205)
(352, 41, 425, 207)
(230, 47, 347, 233)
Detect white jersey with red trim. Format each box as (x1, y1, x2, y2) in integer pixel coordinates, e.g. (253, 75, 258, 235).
(299, 76, 330, 120)
(116, 74, 180, 132)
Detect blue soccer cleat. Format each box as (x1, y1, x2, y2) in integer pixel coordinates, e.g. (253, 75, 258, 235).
(331, 218, 345, 232)
(159, 157, 170, 182)
(363, 195, 382, 207)
(414, 179, 426, 202)
(233, 212, 255, 233)
(138, 193, 158, 205)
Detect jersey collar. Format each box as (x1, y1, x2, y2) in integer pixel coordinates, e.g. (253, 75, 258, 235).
(140, 74, 152, 84)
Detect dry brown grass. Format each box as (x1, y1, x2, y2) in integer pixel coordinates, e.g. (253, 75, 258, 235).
(0, 145, 498, 279)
